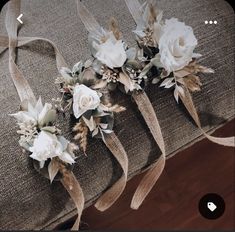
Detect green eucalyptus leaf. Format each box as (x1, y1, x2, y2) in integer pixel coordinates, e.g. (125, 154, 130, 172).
(82, 110, 93, 120)
(84, 59, 93, 68)
(60, 67, 73, 83)
(126, 60, 142, 70)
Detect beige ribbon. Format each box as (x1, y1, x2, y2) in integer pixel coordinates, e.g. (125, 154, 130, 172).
(5, 0, 36, 103)
(59, 167, 85, 231)
(75, 0, 129, 211)
(4, 0, 84, 230)
(179, 87, 235, 147)
(131, 91, 166, 209)
(75, 0, 102, 35)
(0, 35, 67, 72)
(125, 0, 142, 25)
(95, 132, 128, 211)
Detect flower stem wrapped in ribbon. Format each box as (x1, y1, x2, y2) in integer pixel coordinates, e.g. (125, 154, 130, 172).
(124, 0, 235, 206)
(76, 0, 166, 210)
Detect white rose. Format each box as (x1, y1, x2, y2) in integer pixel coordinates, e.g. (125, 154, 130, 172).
(158, 18, 198, 73)
(93, 32, 127, 69)
(73, 84, 100, 119)
(29, 131, 75, 168)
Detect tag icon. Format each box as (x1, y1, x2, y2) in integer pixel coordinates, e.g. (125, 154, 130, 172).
(207, 202, 217, 212)
(199, 193, 225, 219)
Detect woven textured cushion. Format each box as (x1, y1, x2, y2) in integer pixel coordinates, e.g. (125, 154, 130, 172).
(0, 0, 234, 229)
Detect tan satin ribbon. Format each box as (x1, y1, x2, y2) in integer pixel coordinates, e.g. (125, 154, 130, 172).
(0, 35, 67, 72)
(4, 0, 84, 230)
(59, 168, 85, 231)
(76, 0, 129, 211)
(75, 0, 101, 35)
(125, 0, 142, 25)
(5, 0, 36, 103)
(179, 87, 235, 147)
(95, 132, 128, 211)
(131, 91, 166, 209)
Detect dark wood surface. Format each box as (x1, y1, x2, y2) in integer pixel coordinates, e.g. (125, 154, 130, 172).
(59, 119, 234, 230)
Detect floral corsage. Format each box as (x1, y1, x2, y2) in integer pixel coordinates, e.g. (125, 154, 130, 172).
(54, 61, 125, 153)
(11, 98, 77, 182)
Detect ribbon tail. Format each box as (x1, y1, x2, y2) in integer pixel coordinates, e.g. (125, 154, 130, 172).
(75, 0, 102, 35)
(94, 132, 128, 211)
(60, 170, 85, 231)
(5, 0, 36, 103)
(131, 155, 165, 209)
(131, 91, 166, 209)
(125, 0, 142, 24)
(179, 87, 235, 147)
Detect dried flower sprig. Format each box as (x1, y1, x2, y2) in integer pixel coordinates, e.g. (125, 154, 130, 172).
(73, 120, 88, 154)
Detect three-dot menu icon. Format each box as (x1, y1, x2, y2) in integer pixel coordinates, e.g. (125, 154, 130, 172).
(205, 20, 217, 24)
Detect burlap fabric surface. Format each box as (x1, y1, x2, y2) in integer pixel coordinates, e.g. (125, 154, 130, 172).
(0, 0, 234, 229)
